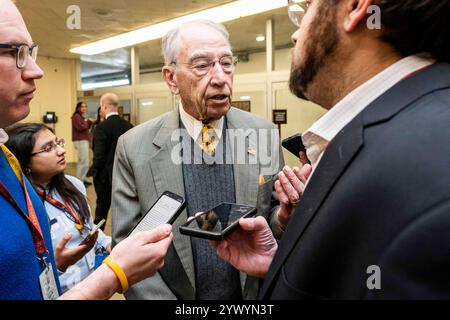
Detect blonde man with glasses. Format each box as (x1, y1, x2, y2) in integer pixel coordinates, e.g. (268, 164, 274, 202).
(0, 0, 173, 300)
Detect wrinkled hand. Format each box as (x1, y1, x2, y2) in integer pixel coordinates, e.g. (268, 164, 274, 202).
(110, 224, 173, 286)
(54, 232, 98, 272)
(275, 164, 312, 230)
(211, 216, 277, 278)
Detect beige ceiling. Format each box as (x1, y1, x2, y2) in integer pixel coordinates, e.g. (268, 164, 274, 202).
(15, 0, 296, 72)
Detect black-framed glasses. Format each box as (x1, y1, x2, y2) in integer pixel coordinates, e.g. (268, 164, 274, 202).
(288, 0, 311, 27)
(0, 43, 38, 69)
(31, 138, 65, 156)
(171, 56, 238, 76)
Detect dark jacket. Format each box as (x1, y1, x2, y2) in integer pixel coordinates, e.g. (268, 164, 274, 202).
(260, 63, 450, 300)
(92, 114, 133, 183)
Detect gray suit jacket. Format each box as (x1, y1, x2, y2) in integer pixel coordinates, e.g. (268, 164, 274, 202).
(112, 107, 284, 300)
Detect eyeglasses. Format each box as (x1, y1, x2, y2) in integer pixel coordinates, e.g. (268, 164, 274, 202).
(31, 138, 65, 156)
(172, 56, 238, 76)
(288, 0, 311, 27)
(0, 43, 39, 69)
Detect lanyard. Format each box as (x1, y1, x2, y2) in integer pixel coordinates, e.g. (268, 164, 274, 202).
(0, 145, 48, 257)
(38, 190, 84, 234)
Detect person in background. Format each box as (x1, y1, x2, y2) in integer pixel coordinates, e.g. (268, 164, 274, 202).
(0, 0, 172, 300)
(71, 102, 94, 186)
(86, 106, 104, 179)
(90, 106, 105, 151)
(6, 123, 112, 293)
(92, 93, 133, 229)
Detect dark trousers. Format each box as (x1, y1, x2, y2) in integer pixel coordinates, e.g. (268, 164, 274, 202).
(93, 174, 111, 230)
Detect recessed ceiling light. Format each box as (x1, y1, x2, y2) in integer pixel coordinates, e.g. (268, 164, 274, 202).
(256, 35, 265, 42)
(93, 8, 113, 18)
(71, 0, 287, 55)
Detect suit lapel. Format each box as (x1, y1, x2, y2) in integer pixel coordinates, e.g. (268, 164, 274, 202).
(227, 108, 259, 206)
(226, 108, 259, 290)
(149, 111, 196, 298)
(260, 62, 450, 298)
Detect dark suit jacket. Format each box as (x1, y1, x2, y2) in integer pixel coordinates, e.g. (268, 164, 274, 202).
(259, 63, 450, 300)
(93, 114, 133, 184)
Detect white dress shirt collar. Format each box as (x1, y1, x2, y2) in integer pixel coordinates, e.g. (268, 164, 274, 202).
(305, 55, 435, 143)
(0, 129, 8, 146)
(179, 102, 224, 145)
(105, 111, 119, 120)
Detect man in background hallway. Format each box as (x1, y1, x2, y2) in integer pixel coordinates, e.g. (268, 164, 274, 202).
(92, 93, 133, 229)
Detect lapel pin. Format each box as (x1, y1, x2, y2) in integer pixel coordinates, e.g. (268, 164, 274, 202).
(248, 148, 257, 155)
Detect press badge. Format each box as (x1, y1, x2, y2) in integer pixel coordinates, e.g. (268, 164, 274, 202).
(39, 260, 59, 300)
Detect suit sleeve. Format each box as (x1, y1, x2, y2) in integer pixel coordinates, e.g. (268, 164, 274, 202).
(111, 136, 142, 246)
(365, 199, 450, 299)
(92, 125, 107, 172)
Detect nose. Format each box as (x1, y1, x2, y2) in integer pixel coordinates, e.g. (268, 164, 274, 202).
(56, 144, 66, 156)
(22, 58, 44, 81)
(291, 28, 300, 45)
(210, 62, 228, 86)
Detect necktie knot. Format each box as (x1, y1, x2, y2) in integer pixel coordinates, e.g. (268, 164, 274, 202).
(201, 124, 215, 156)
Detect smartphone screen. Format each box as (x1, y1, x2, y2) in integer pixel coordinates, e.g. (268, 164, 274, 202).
(179, 203, 257, 240)
(128, 192, 185, 236)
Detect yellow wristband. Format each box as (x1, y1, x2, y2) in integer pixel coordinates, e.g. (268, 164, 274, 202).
(102, 256, 129, 294)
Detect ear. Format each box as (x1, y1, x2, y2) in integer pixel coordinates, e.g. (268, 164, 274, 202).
(343, 0, 373, 32)
(162, 66, 179, 95)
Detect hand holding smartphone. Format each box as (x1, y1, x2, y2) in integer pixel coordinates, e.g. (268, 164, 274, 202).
(179, 203, 257, 240)
(79, 219, 105, 245)
(282, 132, 310, 164)
(127, 191, 186, 236)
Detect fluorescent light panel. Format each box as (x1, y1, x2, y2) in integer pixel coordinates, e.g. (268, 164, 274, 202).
(81, 79, 130, 90)
(70, 0, 287, 55)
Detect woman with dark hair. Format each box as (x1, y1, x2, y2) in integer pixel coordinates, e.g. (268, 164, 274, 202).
(71, 102, 94, 186)
(5, 123, 111, 293)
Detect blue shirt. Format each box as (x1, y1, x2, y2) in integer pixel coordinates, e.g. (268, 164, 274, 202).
(46, 175, 111, 293)
(0, 150, 61, 300)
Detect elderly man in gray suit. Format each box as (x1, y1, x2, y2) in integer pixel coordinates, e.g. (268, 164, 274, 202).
(112, 20, 301, 300)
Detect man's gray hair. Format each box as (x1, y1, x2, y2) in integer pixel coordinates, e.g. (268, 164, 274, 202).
(161, 19, 231, 66)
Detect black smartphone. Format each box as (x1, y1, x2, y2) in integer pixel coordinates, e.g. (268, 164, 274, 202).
(282, 132, 306, 158)
(127, 191, 186, 236)
(179, 202, 257, 240)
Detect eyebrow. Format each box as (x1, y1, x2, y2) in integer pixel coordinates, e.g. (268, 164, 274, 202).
(36, 139, 55, 150)
(188, 51, 233, 63)
(0, 41, 34, 47)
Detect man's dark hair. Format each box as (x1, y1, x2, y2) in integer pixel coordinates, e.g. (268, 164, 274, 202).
(380, 0, 450, 62)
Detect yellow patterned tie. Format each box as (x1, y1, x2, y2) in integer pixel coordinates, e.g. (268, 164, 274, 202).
(201, 124, 215, 156)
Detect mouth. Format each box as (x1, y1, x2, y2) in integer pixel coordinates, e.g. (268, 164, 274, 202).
(21, 88, 36, 98)
(57, 158, 66, 165)
(208, 94, 229, 102)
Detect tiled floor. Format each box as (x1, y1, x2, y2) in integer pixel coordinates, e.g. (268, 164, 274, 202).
(66, 163, 125, 300)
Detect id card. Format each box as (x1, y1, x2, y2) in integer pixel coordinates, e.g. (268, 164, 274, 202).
(39, 261, 59, 300)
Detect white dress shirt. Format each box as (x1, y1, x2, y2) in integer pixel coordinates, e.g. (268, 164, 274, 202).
(179, 103, 224, 150)
(105, 111, 119, 120)
(0, 129, 8, 146)
(302, 55, 435, 176)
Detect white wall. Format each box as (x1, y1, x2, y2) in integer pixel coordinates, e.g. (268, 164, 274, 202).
(24, 56, 78, 162)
